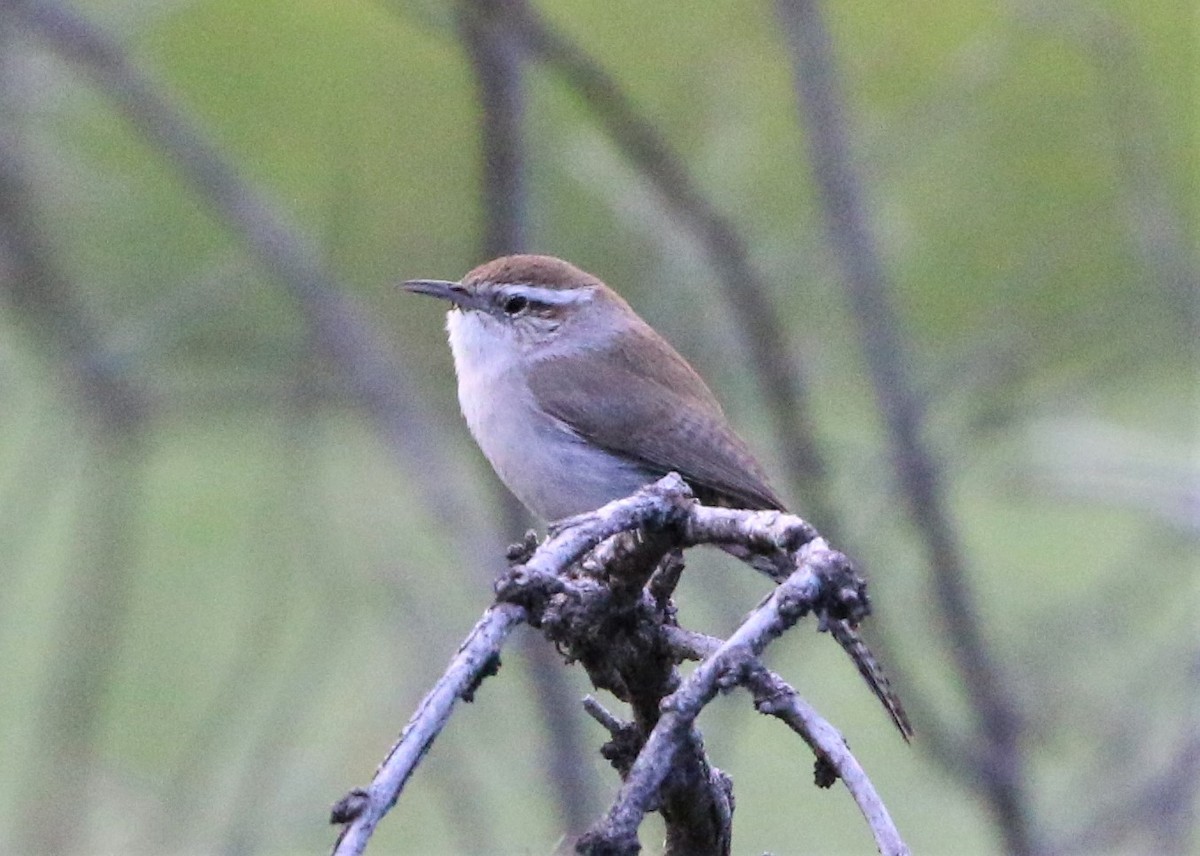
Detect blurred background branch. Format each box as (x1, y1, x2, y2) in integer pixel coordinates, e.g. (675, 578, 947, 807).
(0, 24, 148, 853)
(11, 0, 491, 553)
(774, 1, 1034, 852)
(455, 0, 599, 835)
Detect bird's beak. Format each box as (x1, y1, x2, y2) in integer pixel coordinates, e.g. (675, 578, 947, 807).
(401, 279, 484, 311)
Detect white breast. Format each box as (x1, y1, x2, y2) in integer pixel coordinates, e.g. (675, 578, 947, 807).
(445, 309, 655, 520)
(446, 308, 524, 457)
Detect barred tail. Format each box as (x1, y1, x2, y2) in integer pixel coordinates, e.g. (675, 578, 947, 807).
(829, 620, 913, 741)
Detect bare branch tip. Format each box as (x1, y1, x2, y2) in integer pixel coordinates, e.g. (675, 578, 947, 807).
(460, 651, 502, 703)
(813, 756, 839, 789)
(582, 695, 627, 736)
(505, 530, 541, 563)
(329, 788, 369, 825)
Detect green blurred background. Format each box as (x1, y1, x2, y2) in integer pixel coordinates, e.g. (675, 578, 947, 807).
(0, 0, 1194, 853)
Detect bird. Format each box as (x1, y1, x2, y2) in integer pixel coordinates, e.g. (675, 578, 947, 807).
(404, 253, 911, 740)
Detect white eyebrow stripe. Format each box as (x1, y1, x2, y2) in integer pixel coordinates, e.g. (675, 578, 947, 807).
(501, 283, 595, 306)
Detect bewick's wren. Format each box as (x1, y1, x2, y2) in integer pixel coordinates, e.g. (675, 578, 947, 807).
(405, 254, 910, 739)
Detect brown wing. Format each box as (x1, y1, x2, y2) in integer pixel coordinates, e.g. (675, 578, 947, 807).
(528, 325, 785, 511)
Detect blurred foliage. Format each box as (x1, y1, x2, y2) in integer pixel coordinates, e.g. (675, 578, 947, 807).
(0, 0, 1194, 854)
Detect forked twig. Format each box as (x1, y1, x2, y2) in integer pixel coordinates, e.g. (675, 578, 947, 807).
(576, 536, 907, 856)
(666, 627, 907, 855)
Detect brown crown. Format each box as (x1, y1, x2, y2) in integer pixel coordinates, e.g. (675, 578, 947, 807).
(463, 255, 602, 291)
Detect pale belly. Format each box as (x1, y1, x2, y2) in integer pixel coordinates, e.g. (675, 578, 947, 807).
(455, 358, 656, 520)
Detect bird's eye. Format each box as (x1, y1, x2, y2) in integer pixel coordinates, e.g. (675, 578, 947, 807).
(502, 295, 528, 315)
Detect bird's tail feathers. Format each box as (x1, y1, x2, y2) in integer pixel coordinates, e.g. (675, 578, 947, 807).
(828, 619, 913, 741)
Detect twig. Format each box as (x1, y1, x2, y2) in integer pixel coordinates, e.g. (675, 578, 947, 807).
(328, 473, 696, 855)
(497, 473, 695, 603)
(578, 536, 906, 856)
(538, 487, 734, 856)
(330, 602, 526, 856)
(683, 504, 911, 739)
(330, 476, 696, 856)
(581, 695, 627, 737)
(665, 626, 908, 855)
(773, 0, 1034, 851)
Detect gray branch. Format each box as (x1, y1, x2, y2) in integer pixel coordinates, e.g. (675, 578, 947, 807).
(577, 534, 900, 855)
(332, 475, 906, 855)
(330, 602, 527, 856)
(666, 626, 907, 855)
